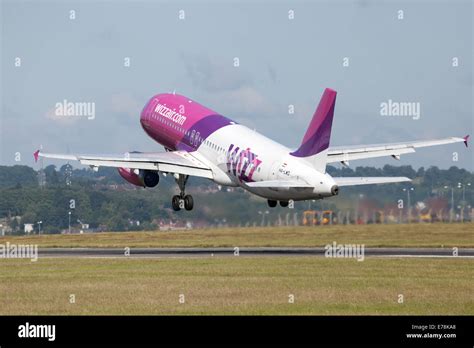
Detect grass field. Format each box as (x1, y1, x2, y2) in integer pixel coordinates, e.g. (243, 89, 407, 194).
(1, 224, 471, 315)
(0, 223, 472, 248)
(0, 257, 472, 315)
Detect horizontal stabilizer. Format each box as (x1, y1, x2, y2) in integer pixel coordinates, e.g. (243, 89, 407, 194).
(245, 180, 313, 188)
(333, 177, 411, 187)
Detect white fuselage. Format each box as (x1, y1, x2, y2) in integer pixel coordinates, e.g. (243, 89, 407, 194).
(192, 124, 337, 201)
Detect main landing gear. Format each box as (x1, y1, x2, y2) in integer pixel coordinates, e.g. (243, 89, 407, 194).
(171, 174, 194, 211)
(267, 200, 289, 208)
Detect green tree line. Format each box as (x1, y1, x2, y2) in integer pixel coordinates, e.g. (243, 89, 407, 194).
(0, 164, 472, 233)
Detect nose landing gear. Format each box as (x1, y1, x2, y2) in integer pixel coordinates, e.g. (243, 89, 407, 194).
(171, 174, 194, 211)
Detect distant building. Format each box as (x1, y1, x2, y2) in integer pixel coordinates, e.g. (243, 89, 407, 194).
(158, 219, 192, 231)
(24, 223, 34, 234)
(0, 217, 17, 234)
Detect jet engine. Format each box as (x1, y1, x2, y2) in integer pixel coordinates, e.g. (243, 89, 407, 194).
(118, 168, 159, 187)
(142, 170, 160, 187)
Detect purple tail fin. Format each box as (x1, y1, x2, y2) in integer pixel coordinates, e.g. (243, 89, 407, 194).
(290, 88, 337, 158)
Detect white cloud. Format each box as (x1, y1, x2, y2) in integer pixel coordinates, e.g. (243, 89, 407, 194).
(108, 93, 142, 118)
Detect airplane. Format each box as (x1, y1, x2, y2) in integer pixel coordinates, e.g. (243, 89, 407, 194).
(34, 88, 469, 211)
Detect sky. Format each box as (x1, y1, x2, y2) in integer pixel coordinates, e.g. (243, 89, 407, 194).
(1, 0, 472, 171)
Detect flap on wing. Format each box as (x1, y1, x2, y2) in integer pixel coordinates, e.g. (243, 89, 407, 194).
(245, 180, 313, 188)
(333, 176, 411, 186)
(37, 150, 214, 179)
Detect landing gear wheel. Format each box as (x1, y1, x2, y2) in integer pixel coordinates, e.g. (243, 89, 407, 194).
(184, 195, 194, 211)
(267, 200, 277, 208)
(173, 175, 194, 212)
(279, 201, 289, 207)
(172, 195, 181, 211)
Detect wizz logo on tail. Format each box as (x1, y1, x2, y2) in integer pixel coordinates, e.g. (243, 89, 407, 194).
(226, 144, 262, 182)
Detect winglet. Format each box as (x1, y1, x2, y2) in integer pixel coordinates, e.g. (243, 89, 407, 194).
(33, 150, 40, 162)
(463, 135, 469, 147)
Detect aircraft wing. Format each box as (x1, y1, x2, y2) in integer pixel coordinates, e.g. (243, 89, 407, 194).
(327, 135, 469, 164)
(333, 176, 411, 186)
(34, 150, 214, 179)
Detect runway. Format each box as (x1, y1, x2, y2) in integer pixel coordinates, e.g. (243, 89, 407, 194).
(37, 247, 474, 258)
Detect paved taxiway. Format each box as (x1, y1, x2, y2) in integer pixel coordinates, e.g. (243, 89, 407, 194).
(37, 247, 474, 258)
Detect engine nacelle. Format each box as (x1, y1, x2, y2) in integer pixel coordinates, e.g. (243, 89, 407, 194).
(118, 168, 159, 188)
(142, 170, 159, 187)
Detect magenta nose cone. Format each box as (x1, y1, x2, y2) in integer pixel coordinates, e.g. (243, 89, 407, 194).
(140, 96, 156, 122)
(140, 106, 147, 122)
